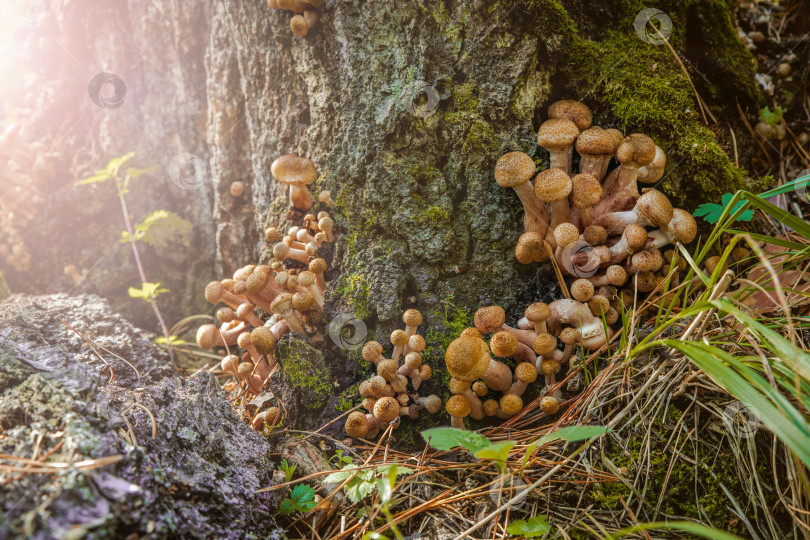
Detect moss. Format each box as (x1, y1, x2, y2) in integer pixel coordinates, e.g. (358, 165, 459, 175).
(336, 382, 361, 412)
(423, 299, 473, 399)
(332, 271, 373, 321)
(276, 339, 332, 410)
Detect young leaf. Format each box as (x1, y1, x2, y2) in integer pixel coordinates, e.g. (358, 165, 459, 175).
(106, 152, 137, 174)
(155, 335, 186, 345)
(277, 484, 317, 515)
(474, 440, 516, 465)
(126, 164, 160, 179)
(421, 427, 492, 454)
(693, 193, 753, 224)
(506, 515, 551, 537)
(128, 282, 169, 302)
(122, 210, 192, 248)
(75, 171, 114, 186)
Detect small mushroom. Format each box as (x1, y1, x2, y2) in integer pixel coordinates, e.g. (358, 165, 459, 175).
(271, 155, 317, 211)
(494, 151, 550, 236)
(596, 134, 657, 216)
(508, 362, 538, 396)
(445, 335, 512, 392)
(497, 393, 523, 419)
(537, 119, 580, 174)
(646, 208, 696, 249)
(446, 395, 471, 429)
(595, 188, 674, 236)
(534, 168, 573, 249)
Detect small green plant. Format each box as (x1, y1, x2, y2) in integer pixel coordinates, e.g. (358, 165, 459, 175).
(324, 464, 413, 504)
(506, 515, 551, 537)
(331, 449, 354, 467)
(759, 104, 783, 127)
(693, 192, 754, 224)
(279, 459, 297, 483)
(76, 152, 192, 361)
(361, 464, 406, 540)
(277, 484, 317, 515)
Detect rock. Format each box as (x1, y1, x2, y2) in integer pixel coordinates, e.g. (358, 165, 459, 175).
(0, 293, 283, 540)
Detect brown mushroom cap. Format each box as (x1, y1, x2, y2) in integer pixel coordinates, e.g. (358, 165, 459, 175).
(474, 306, 506, 334)
(309, 258, 327, 274)
(575, 126, 615, 156)
(537, 118, 580, 150)
(408, 334, 426, 352)
(345, 411, 369, 438)
(636, 189, 674, 228)
(271, 155, 317, 186)
(403, 309, 423, 327)
(460, 327, 483, 339)
(606, 129, 624, 150)
(624, 224, 649, 252)
(583, 225, 607, 246)
(515, 232, 547, 264)
(525, 302, 550, 324)
(540, 358, 561, 375)
(500, 393, 524, 416)
(483, 399, 499, 416)
(292, 291, 314, 311)
(446, 394, 471, 418)
(589, 295, 610, 316)
(533, 333, 557, 356)
(616, 134, 656, 167)
(490, 331, 518, 357)
(270, 293, 293, 314)
(606, 265, 628, 286)
(534, 168, 573, 203)
(373, 396, 400, 423)
(559, 327, 579, 345)
(445, 336, 492, 382)
(571, 173, 603, 208)
(471, 381, 489, 397)
(494, 151, 536, 188)
(419, 395, 443, 414)
(571, 279, 595, 302)
(362, 341, 383, 362)
(377, 359, 399, 381)
(540, 396, 560, 415)
(638, 145, 667, 183)
(669, 208, 697, 244)
(448, 377, 472, 394)
(554, 223, 580, 249)
(515, 362, 538, 383)
(390, 329, 408, 347)
(250, 327, 277, 355)
(548, 100, 592, 131)
(290, 14, 308, 36)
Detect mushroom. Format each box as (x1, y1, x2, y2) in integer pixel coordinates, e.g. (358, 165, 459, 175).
(390, 329, 408, 364)
(508, 362, 538, 396)
(570, 173, 602, 228)
(220, 354, 240, 374)
(553, 222, 580, 267)
(595, 189, 674, 236)
(474, 306, 536, 349)
(251, 327, 278, 364)
(540, 396, 560, 415)
(570, 279, 595, 303)
(588, 265, 628, 287)
(595, 134, 657, 216)
(494, 151, 549, 236)
(373, 396, 401, 428)
(525, 302, 550, 334)
(547, 299, 607, 350)
(238, 362, 264, 394)
(205, 281, 245, 310)
(236, 303, 265, 328)
(377, 358, 399, 382)
(558, 327, 579, 363)
(489, 331, 518, 359)
(273, 241, 310, 265)
(446, 395, 471, 429)
(471, 381, 488, 397)
(537, 119, 580, 173)
(445, 335, 512, 392)
(318, 190, 333, 207)
(413, 395, 442, 414)
(603, 224, 648, 266)
(497, 393, 523, 419)
(483, 399, 499, 417)
(534, 168, 573, 249)
(583, 225, 607, 246)
(318, 216, 335, 242)
(345, 411, 380, 439)
(196, 322, 244, 349)
(515, 232, 548, 264)
(548, 100, 592, 131)
(636, 145, 666, 185)
(575, 126, 616, 181)
(360, 376, 395, 398)
(362, 341, 385, 365)
(271, 155, 317, 211)
(646, 208, 697, 249)
(398, 351, 422, 379)
(538, 359, 562, 399)
(270, 293, 306, 334)
(297, 271, 324, 309)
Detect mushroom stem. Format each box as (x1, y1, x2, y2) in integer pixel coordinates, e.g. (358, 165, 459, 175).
(547, 299, 607, 350)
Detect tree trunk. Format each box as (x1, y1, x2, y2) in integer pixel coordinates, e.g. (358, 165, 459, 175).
(8, 0, 761, 423)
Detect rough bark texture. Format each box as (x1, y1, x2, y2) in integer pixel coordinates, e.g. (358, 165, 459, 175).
(7, 0, 763, 426)
(0, 294, 282, 539)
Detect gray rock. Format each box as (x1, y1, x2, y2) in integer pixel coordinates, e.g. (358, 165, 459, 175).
(0, 293, 282, 539)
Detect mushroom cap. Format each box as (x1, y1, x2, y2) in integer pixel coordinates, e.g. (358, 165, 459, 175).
(554, 223, 579, 249)
(548, 100, 592, 131)
(631, 250, 657, 272)
(217, 307, 235, 323)
(292, 291, 314, 311)
(445, 335, 492, 382)
(515, 362, 538, 383)
(298, 270, 316, 287)
(534, 168, 572, 203)
(474, 306, 505, 334)
(606, 129, 624, 150)
(373, 396, 400, 423)
(471, 381, 489, 397)
(377, 359, 399, 381)
(196, 324, 220, 349)
(419, 364, 433, 380)
(271, 155, 317, 186)
(525, 302, 550, 323)
(460, 327, 483, 339)
(309, 258, 327, 273)
(390, 329, 408, 346)
(483, 399, 500, 416)
(540, 396, 560, 415)
(251, 327, 277, 355)
(500, 393, 524, 416)
(408, 334, 426, 352)
(446, 394, 472, 418)
(404, 352, 422, 369)
(606, 265, 628, 286)
(537, 118, 580, 150)
(559, 327, 579, 345)
(616, 134, 656, 167)
(220, 354, 240, 373)
(570, 279, 595, 302)
(237, 362, 254, 376)
(705, 255, 722, 274)
(204, 281, 227, 304)
(583, 225, 607, 246)
(515, 232, 547, 264)
(345, 411, 369, 438)
(540, 358, 561, 375)
(575, 126, 615, 156)
(606, 307, 619, 325)
(494, 151, 536, 188)
(638, 145, 667, 183)
(624, 224, 649, 252)
(571, 173, 603, 208)
(589, 295, 610, 316)
(366, 375, 387, 395)
(668, 208, 697, 244)
(636, 189, 674, 228)
(362, 341, 383, 362)
(449, 377, 471, 394)
(420, 395, 443, 414)
(403, 309, 423, 327)
(270, 293, 293, 314)
(490, 331, 518, 357)
(533, 333, 557, 355)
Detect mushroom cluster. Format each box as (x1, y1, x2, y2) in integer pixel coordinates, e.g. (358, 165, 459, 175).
(0, 123, 55, 272)
(267, 0, 323, 37)
(344, 309, 442, 440)
(498, 100, 696, 316)
(195, 211, 335, 432)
